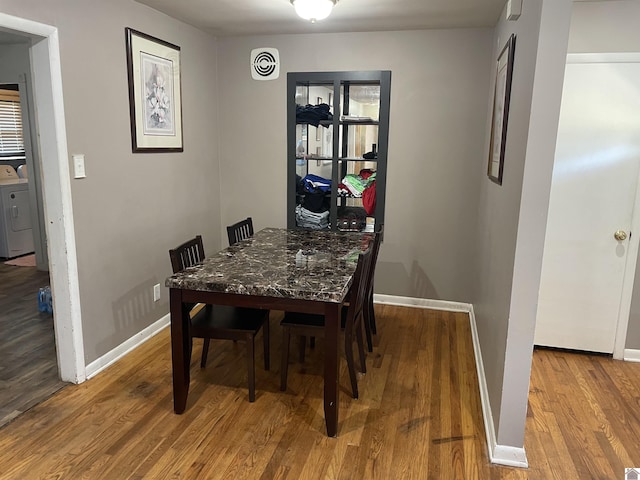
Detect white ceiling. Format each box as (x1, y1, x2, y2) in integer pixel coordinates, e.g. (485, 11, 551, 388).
(134, 0, 508, 37)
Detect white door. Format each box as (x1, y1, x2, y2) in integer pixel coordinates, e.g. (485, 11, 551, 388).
(535, 57, 640, 353)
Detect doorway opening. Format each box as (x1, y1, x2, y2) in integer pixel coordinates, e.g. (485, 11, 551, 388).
(0, 13, 85, 385)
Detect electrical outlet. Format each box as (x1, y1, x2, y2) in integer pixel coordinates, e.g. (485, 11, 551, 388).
(153, 283, 161, 302)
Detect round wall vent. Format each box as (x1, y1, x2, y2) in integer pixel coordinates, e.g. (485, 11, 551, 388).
(250, 48, 280, 81)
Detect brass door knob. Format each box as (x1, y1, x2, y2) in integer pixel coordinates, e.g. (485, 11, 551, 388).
(614, 230, 628, 241)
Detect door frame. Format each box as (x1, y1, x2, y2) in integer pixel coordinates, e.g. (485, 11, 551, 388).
(565, 53, 640, 359)
(0, 12, 85, 382)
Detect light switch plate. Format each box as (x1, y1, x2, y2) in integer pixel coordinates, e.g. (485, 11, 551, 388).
(72, 154, 86, 178)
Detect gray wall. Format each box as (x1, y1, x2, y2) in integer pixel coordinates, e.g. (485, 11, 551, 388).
(0, 0, 221, 364)
(0, 44, 29, 81)
(470, 0, 572, 449)
(215, 16, 569, 453)
(564, 1, 640, 350)
(217, 29, 494, 302)
(1, 0, 605, 455)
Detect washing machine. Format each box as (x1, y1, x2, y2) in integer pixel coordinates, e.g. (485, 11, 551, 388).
(0, 178, 35, 259)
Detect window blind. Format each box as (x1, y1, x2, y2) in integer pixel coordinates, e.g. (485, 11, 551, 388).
(0, 98, 25, 157)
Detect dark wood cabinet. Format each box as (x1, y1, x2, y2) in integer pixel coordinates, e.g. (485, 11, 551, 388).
(287, 71, 391, 232)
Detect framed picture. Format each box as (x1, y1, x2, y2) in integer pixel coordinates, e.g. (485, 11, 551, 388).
(125, 28, 183, 152)
(487, 34, 516, 184)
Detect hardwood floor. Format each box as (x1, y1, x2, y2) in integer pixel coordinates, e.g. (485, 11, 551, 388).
(526, 346, 640, 478)
(0, 262, 67, 428)
(0, 304, 638, 479)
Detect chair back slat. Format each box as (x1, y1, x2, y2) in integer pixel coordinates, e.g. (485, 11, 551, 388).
(367, 224, 384, 297)
(169, 235, 205, 274)
(344, 248, 372, 336)
(227, 217, 254, 246)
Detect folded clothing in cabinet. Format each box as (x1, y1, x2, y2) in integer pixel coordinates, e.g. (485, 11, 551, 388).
(296, 104, 333, 127)
(296, 205, 329, 230)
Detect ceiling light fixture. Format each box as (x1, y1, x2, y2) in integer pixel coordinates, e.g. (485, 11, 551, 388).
(291, 0, 337, 23)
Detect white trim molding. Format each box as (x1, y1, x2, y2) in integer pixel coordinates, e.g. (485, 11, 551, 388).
(567, 52, 640, 64)
(623, 349, 640, 363)
(466, 304, 527, 467)
(0, 13, 86, 383)
(373, 294, 528, 468)
(373, 294, 470, 312)
(492, 445, 528, 468)
(85, 314, 170, 379)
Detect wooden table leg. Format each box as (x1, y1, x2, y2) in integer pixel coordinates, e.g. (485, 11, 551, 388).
(170, 288, 191, 414)
(323, 302, 340, 437)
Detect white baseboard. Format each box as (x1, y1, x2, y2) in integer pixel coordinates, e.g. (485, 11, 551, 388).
(624, 348, 640, 362)
(491, 445, 528, 468)
(85, 314, 170, 379)
(374, 294, 528, 468)
(373, 293, 471, 312)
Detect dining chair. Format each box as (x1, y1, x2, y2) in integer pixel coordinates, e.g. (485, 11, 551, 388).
(304, 225, 383, 356)
(363, 224, 384, 351)
(169, 235, 270, 402)
(308, 225, 383, 353)
(226, 217, 254, 245)
(280, 247, 372, 399)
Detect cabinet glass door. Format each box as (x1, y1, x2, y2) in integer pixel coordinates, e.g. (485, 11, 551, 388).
(294, 83, 334, 229)
(288, 71, 390, 233)
(336, 82, 381, 232)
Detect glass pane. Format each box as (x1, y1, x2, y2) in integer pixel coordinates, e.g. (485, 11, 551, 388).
(295, 170, 332, 229)
(341, 84, 380, 122)
(297, 124, 333, 160)
(308, 85, 333, 111)
(295, 85, 309, 106)
(340, 124, 378, 159)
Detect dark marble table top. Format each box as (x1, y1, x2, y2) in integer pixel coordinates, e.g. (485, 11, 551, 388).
(165, 228, 373, 303)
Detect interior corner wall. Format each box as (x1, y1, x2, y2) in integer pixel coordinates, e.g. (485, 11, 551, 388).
(0, 44, 29, 95)
(216, 28, 493, 301)
(0, 0, 221, 365)
(470, 0, 572, 452)
(564, 0, 640, 350)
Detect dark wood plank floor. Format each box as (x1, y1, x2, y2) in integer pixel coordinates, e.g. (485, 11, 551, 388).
(0, 262, 67, 428)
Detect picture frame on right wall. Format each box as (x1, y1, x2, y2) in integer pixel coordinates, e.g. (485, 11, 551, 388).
(487, 34, 516, 185)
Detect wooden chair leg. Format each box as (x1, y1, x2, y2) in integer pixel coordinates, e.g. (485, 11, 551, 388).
(344, 332, 359, 399)
(368, 293, 377, 335)
(247, 335, 256, 402)
(263, 316, 270, 371)
(363, 305, 374, 353)
(280, 327, 291, 391)
(356, 321, 367, 374)
(200, 338, 210, 368)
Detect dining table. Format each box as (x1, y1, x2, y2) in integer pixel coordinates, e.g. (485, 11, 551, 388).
(164, 227, 373, 437)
